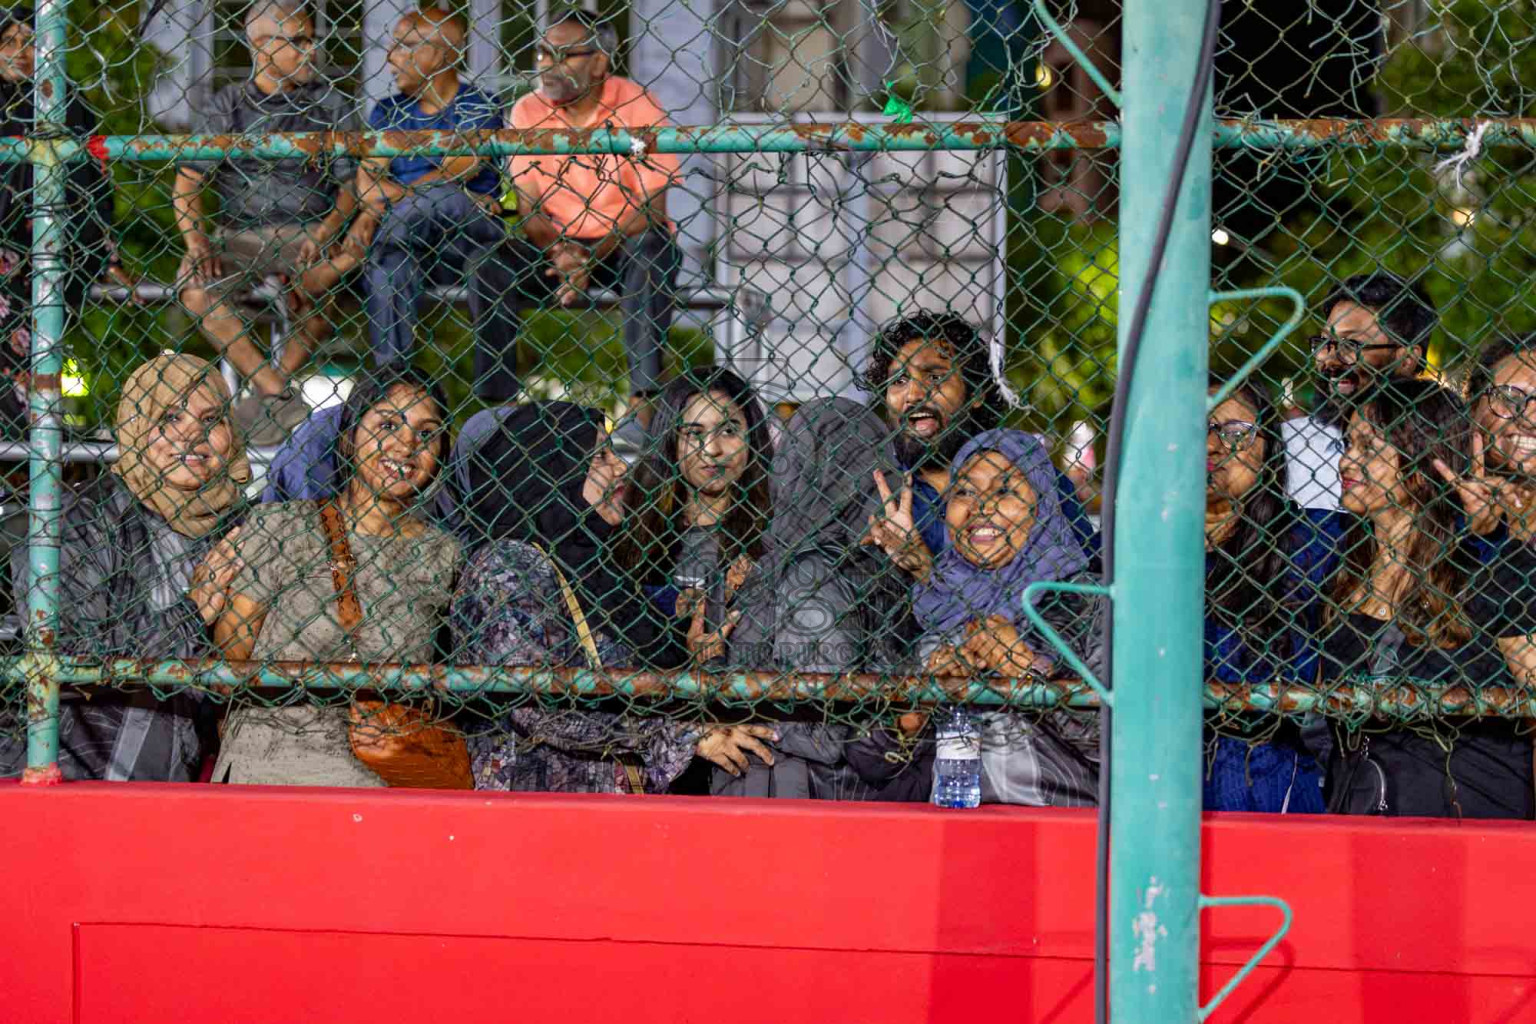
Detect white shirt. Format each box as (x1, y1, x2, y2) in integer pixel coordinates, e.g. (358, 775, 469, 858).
(1283, 415, 1342, 511)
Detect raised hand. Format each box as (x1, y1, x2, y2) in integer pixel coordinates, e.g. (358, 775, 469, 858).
(680, 588, 740, 663)
(1433, 432, 1513, 537)
(862, 470, 935, 581)
(189, 527, 243, 627)
(724, 555, 755, 601)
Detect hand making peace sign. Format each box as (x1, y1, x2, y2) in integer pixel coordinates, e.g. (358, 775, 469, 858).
(862, 470, 936, 582)
(1433, 431, 1523, 537)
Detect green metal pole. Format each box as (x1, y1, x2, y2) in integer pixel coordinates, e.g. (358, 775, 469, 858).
(20, 0, 68, 783)
(1112, 0, 1211, 1016)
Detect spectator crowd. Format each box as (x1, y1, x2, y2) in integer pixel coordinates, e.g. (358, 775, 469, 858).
(0, 4, 1533, 820)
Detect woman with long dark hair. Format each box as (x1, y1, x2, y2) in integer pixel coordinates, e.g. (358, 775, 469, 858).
(448, 401, 776, 792)
(211, 366, 463, 787)
(616, 366, 773, 663)
(1320, 378, 1531, 818)
(1203, 377, 1338, 812)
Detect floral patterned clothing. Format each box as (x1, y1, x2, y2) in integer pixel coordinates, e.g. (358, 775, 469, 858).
(452, 539, 701, 793)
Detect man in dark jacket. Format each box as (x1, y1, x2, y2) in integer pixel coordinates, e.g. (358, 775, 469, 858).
(859, 311, 1098, 580)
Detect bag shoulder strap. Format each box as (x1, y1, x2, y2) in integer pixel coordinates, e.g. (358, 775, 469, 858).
(532, 542, 602, 672)
(318, 500, 363, 637)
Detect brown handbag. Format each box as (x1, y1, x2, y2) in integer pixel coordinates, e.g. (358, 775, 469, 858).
(316, 501, 473, 790)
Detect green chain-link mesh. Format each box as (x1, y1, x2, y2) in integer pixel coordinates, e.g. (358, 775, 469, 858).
(0, 0, 1533, 807)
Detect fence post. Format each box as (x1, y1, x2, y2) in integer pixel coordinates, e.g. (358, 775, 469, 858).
(19, 0, 69, 783)
(1111, 0, 1211, 1016)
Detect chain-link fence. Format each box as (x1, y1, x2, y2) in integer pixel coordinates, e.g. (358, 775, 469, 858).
(0, 0, 1530, 820)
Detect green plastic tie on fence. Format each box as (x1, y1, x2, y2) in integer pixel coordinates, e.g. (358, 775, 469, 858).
(882, 84, 915, 124)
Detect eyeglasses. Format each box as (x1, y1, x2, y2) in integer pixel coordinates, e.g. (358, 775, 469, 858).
(252, 33, 317, 50)
(1308, 334, 1403, 361)
(1207, 419, 1259, 453)
(534, 45, 600, 64)
(1484, 384, 1536, 422)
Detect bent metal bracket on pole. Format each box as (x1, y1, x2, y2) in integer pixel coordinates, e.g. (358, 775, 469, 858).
(1030, 0, 1124, 108)
(1019, 274, 1306, 1018)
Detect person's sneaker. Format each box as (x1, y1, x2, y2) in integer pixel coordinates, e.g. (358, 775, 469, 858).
(233, 388, 311, 446)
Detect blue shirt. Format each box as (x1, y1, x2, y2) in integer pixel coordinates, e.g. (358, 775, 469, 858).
(366, 83, 503, 195)
(1204, 506, 1344, 686)
(260, 405, 344, 503)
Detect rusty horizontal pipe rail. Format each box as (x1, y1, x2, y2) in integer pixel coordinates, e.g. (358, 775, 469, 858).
(0, 657, 1092, 707)
(2, 659, 1535, 718)
(86, 281, 743, 310)
(0, 119, 1531, 163)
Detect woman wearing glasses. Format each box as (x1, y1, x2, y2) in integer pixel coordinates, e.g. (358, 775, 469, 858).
(1448, 336, 1536, 704)
(1203, 378, 1341, 812)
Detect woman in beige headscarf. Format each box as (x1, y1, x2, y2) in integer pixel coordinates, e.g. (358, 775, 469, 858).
(1, 353, 250, 781)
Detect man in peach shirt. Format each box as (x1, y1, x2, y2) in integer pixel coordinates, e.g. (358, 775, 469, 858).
(502, 10, 681, 427)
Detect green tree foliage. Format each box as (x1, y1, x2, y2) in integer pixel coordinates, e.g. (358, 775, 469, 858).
(1004, 0, 1536, 442)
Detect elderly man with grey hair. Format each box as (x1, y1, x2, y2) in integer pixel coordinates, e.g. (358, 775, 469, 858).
(174, 0, 364, 444)
(496, 9, 682, 427)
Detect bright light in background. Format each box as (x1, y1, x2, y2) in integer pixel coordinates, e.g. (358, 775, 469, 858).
(1034, 62, 1054, 89)
(298, 373, 352, 411)
(1211, 228, 1231, 246)
(1450, 207, 1476, 227)
(61, 358, 87, 398)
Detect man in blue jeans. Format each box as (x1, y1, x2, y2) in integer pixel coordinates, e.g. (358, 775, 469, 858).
(341, 8, 516, 390)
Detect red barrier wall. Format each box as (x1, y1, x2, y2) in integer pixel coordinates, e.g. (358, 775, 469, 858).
(1, 783, 1533, 1022)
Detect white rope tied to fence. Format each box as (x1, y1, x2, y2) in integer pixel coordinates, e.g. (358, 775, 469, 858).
(1432, 120, 1491, 191)
(989, 333, 1025, 409)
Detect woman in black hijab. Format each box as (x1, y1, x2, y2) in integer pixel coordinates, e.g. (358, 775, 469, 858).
(448, 401, 775, 792)
(450, 402, 641, 658)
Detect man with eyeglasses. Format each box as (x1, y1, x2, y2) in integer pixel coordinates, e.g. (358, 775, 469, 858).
(175, 0, 363, 444)
(1457, 335, 1536, 700)
(496, 9, 682, 430)
(1283, 271, 1438, 511)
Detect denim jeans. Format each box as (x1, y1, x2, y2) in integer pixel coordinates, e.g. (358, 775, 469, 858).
(471, 228, 682, 402)
(363, 184, 515, 376)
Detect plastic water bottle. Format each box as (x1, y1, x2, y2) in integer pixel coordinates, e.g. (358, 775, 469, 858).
(932, 705, 981, 808)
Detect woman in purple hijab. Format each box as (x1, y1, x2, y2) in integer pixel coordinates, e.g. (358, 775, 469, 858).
(848, 429, 1104, 805)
